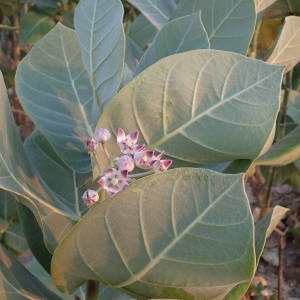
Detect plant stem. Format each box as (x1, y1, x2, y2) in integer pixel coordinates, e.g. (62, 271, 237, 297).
(261, 71, 292, 217)
(86, 280, 99, 300)
(276, 71, 293, 140)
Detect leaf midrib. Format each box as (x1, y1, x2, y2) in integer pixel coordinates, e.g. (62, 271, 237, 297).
(150, 68, 279, 147)
(113, 177, 240, 288)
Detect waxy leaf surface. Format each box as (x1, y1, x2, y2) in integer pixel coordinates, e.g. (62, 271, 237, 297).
(136, 12, 210, 74)
(127, 0, 177, 29)
(74, 0, 125, 109)
(268, 16, 300, 72)
(52, 168, 255, 299)
(128, 14, 157, 49)
(0, 72, 96, 252)
(16, 23, 94, 173)
(0, 245, 62, 300)
(255, 126, 300, 166)
(97, 50, 283, 167)
(172, 0, 256, 54)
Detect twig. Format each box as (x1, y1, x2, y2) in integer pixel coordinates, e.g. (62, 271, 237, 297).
(0, 24, 19, 30)
(260, 167, 276, 217)
(276, 228, 287, 300)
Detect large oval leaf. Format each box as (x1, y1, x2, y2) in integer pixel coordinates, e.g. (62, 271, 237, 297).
(74, 0, 125, 109)
(267, 16, 300, 73)
(52, 168, 255, 298)
(136, 11, 210, 74)
(97, 50, 283, 168)
(127, 0, 177, 29)
(171, 0, 256, 54)
(15, 23, 95, 173)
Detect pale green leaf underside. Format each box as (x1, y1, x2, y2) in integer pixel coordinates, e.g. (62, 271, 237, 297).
(171, 0, 256, 54)
(74, 0, 125, 109)
(287, 89, 300, 123)
(255, 126, 300, 166)
(268, 16, 300, 73)
(24, 131, 92, 218)
(255, 0, 277, 12)
(98, 50, 283, 167)
(52, 168, 255, 299)
(127, 0, 177, 29)
(128, 14, 158, 49)
(0, 245, 62, 300)
(136, 11, 210, 74)
(0, 72, 77, 252)
(16, 23, 94, 173)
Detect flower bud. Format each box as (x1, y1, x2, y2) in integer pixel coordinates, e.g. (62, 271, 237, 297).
(94, 128, 111, 143)
(85, 138, 98, 152)
(82, 189, 99, 207)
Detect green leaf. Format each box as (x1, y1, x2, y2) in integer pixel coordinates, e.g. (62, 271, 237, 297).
(0, 73, 95, 252)
(0, 245, 62, 300)
(100, 283, 135, 300)
(171, 0, 257, 54)
(52, 168, 256, 298)
(24, 130, 92, 217)
(0, 218, 9, 234)
(255, 206, 289, 263)
(255, 126, 300, 166)
(128, 14, 158, 49)
(17, 203, 52, 273)
(16, 23, 95, 173)
(3, 222, 28, 253)
(125, 37, 144, 73)
(20, 11, 55, 45)
(20, 0, 59, 8)
(0, 190, 18, 221)
(127, 0, 177, 29)
(255, 0, 277, 12)
(97, 50, 283, 169)
(74, 0, 125, 109)
(267, 16, 300, 73)
(287, 89, 300, 123)
(136, 12, 210, 74)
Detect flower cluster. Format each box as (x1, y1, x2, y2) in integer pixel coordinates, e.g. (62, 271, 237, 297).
(82, 128, 172, 206)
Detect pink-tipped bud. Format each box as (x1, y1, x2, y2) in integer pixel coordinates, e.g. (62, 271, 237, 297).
(82, 189, 99, 207)
(115, 155, 135, 172)
(85, 138, 98, 152)
(94, 128, 111, 143)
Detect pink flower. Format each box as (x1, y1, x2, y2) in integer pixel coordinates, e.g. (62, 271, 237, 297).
(115, 155, 135, 172)
(98, 168, 131, 196)
(117, 128, 144, 155)
(94, 128, 111, 143)
(134, 150, 159, 169)
(85, 138, 98, 152)
(153, 159, 173, 173)
(82, 189, 99, 207)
